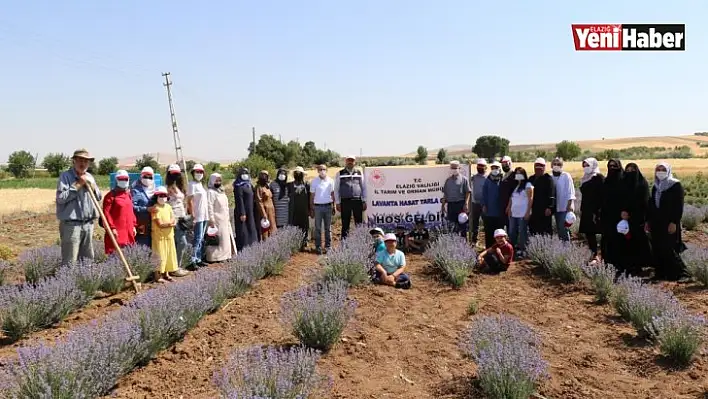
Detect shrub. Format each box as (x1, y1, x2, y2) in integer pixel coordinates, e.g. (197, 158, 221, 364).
(467, 299, 479, 315)
(682, 246, 708, 287)
(702, 205, 708, 223)
(320, 226, 373, 286)
(619, 281, 682, 337)
(425, 234, 477, 288)
(280, 279, 356, 351)
(41, 153, 71, 177)
(0, 260, 8, 286)
(6, 150, 36, 179)
(581, 261, 617, 303)
(611, 274, 645, 320)
(459, 314, 548, 399)
(92, 240, 109, 263)
(528, 235, 588, 283)
(120, 244, 158, 283)
(650, 307, 705, 366)
(56, 261, 105, 298)
(0, 244, 12, 261)
(97, 257, 128, 295)
(18, 245, 63, 284)
(213, 345, 331, 398)
(682, 204, 704, 231)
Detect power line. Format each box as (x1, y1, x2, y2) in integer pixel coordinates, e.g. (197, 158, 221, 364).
(162, 72, 187, 175)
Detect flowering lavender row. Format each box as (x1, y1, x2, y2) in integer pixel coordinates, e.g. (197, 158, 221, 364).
(581, 261, 617, 304)
(319, 225, 374, 286)
(213, 345, 331, 398)
(0, 228, 303, 398)
(17, 245, 63, 284)
(0, 260, 9, 286)
(527, 235, 588, 283)
(681, 245, 708, 287)
(459, 314, 549, 399)
(425, 234, 477, 288)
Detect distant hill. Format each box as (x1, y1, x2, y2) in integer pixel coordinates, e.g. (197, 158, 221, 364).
(404, 134, 708, 158)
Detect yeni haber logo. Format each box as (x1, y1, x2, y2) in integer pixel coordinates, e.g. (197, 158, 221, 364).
(571, 24, 685, 51)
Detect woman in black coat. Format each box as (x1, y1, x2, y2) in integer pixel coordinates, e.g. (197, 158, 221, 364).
(600, 158, 624, 266)
(232, 168, 258, 251)
(647, 162, 687, 281)
(615, 162, 652, 275)
(578, 158, 604, 261)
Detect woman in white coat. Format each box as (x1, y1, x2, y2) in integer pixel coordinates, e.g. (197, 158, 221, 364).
(206, 173, 237, 263)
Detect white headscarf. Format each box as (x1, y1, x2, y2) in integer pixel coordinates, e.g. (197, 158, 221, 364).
(580, 158, 600, 184)
(208, 173, 223, 191)
(653, 162, 679, 208)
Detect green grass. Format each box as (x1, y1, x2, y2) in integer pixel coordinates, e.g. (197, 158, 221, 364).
(0, 175, 111, 190)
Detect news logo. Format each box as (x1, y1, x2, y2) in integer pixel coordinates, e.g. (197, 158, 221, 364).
(571, 24, 685, 51)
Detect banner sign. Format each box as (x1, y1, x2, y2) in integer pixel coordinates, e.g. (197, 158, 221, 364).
(365, 164, 471, 230)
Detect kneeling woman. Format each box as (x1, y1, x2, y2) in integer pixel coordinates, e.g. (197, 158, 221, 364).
(374, 233, 411, 289)
(477, 229, 514, 273)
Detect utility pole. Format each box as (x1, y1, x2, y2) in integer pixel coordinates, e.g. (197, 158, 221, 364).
(251, 127, 256, 155)
(162, 72, 187, 174)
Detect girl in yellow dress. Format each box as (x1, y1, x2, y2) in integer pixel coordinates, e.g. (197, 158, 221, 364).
(152, 186, 178, 283)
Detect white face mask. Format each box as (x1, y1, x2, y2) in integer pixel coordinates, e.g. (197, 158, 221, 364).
(278, 174, 286, 181)
(490, 169, 500, 176)
(157, 197, 167, 205)
(194, 173, 204, 181)
(656, 171, 668, 180)
(116, 180, 129, 189)
(141, 178, 152, 187)
(241, 174, 250, 181)
(552, 165, 562, 173)
(451, 169, 459, 176)
(318, 171, 327, 178)
(583, 166, 593, 174)
(515, 173, 525, 181)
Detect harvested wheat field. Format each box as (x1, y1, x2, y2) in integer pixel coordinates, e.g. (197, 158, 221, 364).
(0, 188, 56, 220)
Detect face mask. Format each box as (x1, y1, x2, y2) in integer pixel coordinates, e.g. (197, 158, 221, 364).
(477, 168, 485, 174)
(157, 197, 167, 205)
(656, 171, 668, 180)
(278, 174, 286, 181)
(318, 171, 326, 178)
(552, 166, 562, 173)
(116, 180, 129, 189)
(141, 178, 152, 187)
(241, 174, 250, 181)
(515, 174, 524, 181)
(490, 169, 500, 176)
(376, 237, 383, 243)
(583, 166, 593, 174)
(502, 165, 511, 173)
(451, 169, 459, 176)
(194, 173, 204, 181)
(214, 183, 222, 189)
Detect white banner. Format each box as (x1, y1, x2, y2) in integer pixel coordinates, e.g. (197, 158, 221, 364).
(365, 164, 471, 230)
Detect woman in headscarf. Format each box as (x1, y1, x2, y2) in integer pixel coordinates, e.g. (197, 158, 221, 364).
(600, 159, 624, 266)
(647, 162, 687, 281)
(232, 168, 258, 251)
(165, 164, 189, 276)
(271, 167, 290, 228)
(187, 164, 209, 268)
(255, 170, 277, 239)
(131, 166, 156, 247)
(206, 173, 237, 263)
(578, 158, 604, 262)
(102, 169, 137, 255)
(615, 162, 651, 275)
(288, 166, 311, 251)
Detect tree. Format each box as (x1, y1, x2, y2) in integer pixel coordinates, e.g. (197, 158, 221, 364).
(185, 160, 196, 172)
(42, 153, 71, 177)
(555, 140, 582, 161)
(7, 150, 36, 178)
(472, 135, 510, 161)
(414, 146, 428, 165)
(97, 157, 119, 175)
(134, 154, 160, 171)
(436, 148, 448, 164)
(205, 162, 221, 173)
(230, 154, 276, 179)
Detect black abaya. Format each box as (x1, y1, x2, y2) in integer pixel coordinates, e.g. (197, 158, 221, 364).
(600, 159, 624, 266)
(648, 182, 687, 280)
(233, 183, 258, 251)
(615, 166, 652, 274)
(288, 180, 311, 248)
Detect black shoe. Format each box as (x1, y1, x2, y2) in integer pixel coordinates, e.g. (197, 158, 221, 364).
(315, 247, 323, 255)
(198, 261, 208, 267)
(395, 279, 411, 289)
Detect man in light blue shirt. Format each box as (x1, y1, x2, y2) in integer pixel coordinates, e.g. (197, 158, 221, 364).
(374, 233, 411, 289)
(56, 149, 103, 265)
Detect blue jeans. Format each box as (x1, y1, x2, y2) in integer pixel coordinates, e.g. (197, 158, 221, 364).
(314, 204, 333, 249)
(508, 217, 528, 251)
(555, 211, 570, 241)
(191, 221, 208, 264)
(174, 224, 189, 268)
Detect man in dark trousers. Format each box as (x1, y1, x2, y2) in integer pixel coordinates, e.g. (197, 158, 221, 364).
(441, 160, 471, 239)
(334, 155, 367, 239)
(498, 156, 516, 230)
(528, 157, 555, 236)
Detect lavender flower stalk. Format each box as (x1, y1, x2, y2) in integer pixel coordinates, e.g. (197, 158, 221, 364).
(681, 245, 708, 287)
(425, 234, 476, 288)
(18, 245, 63, 284)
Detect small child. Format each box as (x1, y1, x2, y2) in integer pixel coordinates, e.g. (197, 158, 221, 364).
(369, 227, 386, 255)
(477, 229, 514, 273)
(152, 186, 179, 283)
(406, 220, 430, 253)
(374, 233, 411, 289)
(395, 225, 407, 252)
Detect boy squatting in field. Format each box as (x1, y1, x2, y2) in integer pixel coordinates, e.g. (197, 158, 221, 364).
(373, 233, 411, 289)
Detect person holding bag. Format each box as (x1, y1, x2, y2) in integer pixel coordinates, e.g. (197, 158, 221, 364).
(206, 173, 237, 263)
(165, 164, 190, 276)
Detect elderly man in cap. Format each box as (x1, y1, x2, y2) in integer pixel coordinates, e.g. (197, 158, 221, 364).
(334, 155, 367, 239)
(56, 149, 103, 265)
(469, 158, 488, 245)
(441, 160, 471, 239)
(528, 157, 556, 236)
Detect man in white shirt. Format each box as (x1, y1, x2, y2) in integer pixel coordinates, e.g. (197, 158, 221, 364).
(550, 157, 576, 241)
(310, 164, 336, 254)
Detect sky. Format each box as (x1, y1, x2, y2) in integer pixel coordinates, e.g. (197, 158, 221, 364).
(0, 0, 706, 164)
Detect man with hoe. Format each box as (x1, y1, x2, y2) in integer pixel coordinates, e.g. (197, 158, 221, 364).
(56, 149, 103, 265)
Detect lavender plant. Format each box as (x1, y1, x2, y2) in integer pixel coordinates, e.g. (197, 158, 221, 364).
(92, 240, 109, 263)
(276, 225, 307, 255)
(611, 274, 645, 320)
(257, 239, 292, 277)
(702, 205, 708, 223)
(621, 282, 682, 337)
(55, 260, 104, 299)
(581, 261, 617, 303)
(230, 247, 267, 282)
(526, 235, 554, 268)
(18, 245, 63, 284)
(459, 314, 548, 399)
(280, 279, 356, 351)
(119, 244, 158, 283)
(320, 226, 373, 286)
(98, 257, 128, 295)
(0, 260, 9, 286)
(425, 234, 476, 288)
(213, 345, 330, 398)
(682, 204, 704, 231)
(528, 235, 588, 283)
(650, 307, 706, 365)
(681, 245, 708, 287)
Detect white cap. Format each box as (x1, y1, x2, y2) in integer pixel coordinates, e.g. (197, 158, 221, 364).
(493, 228, 507, 238)
(193, 163, 205, 172)
(345, 155, 356, 161)
(501, 156, 512, 164)
(154, 185, 168, 195)
(449, 160, 460, 167)
(115, 169, 129, 180)
(534, 158, 546, 166)
(491, 161, 501, 168)
(383, 233, 397, 242)
(369, 227, 384, 236)
(167, 164, 181, 174)
(294, 166, 305, 173)
(476, 158, 487, 166)
(140, 166, 154, 176)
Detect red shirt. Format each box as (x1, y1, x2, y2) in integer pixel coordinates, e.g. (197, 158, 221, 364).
(102, 189, 137, 254)
(492, 241, 514, 264)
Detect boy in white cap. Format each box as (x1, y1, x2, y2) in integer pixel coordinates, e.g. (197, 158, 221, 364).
(477, 229, 514, 273)
(374, 233, 411, 289)
(334, 155, 367, 239)
(441, 160, 471, 239)
(469, 158, 488, 244)
(528, 158, 555, 236)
